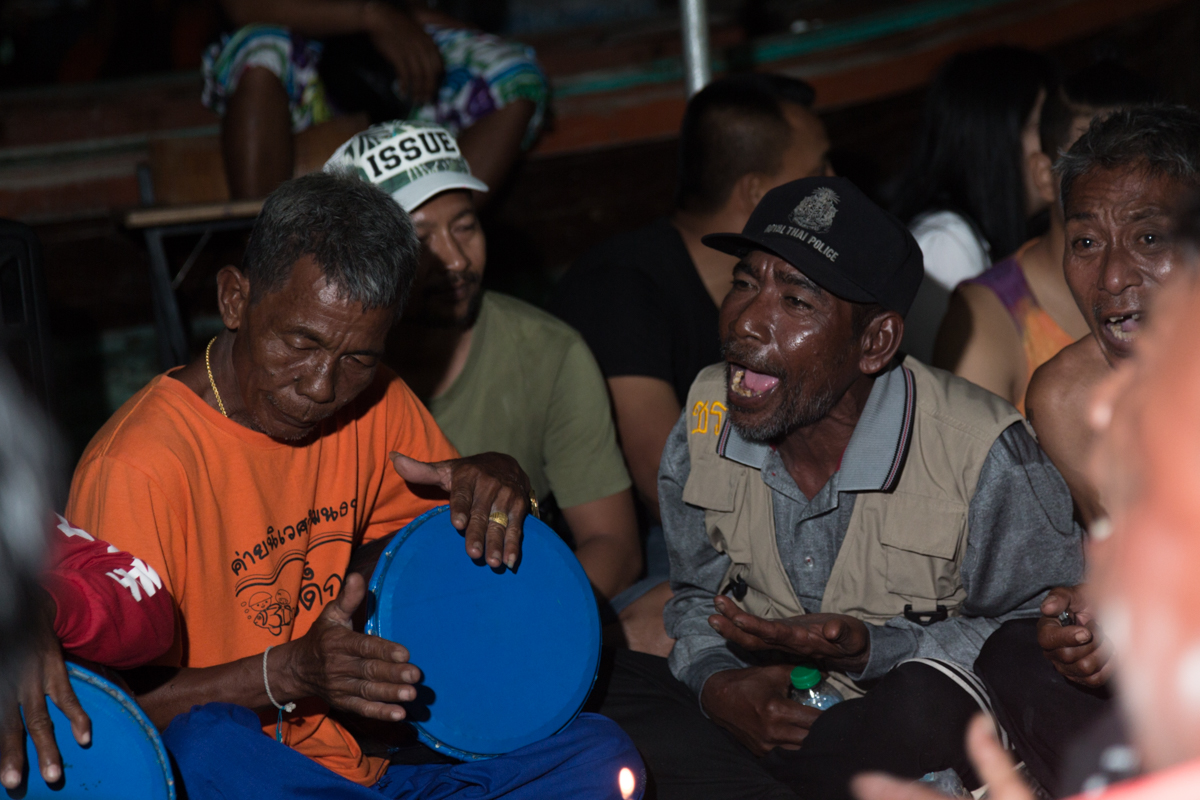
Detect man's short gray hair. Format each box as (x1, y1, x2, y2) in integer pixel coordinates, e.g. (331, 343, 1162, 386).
(1059, 105, 1200, 212)
(242, 172, 419, 313)
(0, 359, 60, 692)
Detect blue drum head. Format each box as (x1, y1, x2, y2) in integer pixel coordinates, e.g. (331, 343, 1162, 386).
(20, 663, 175, 799)
(366, 505, 600, 760)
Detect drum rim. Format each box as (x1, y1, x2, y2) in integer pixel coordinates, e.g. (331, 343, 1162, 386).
(54, 663, 177, 799)
(365, 504, 601, 761)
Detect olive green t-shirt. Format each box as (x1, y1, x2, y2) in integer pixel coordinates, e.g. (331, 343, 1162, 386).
(426, 292, 631, 508)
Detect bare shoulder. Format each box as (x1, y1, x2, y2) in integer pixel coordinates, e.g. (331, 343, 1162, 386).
(1026, 338, 1098, 455)
(933, 282, 1023, 400)
(1026, 335, 1110, 523)
(1026, 336, 1107, 429)
(945, 282, 1016, 344)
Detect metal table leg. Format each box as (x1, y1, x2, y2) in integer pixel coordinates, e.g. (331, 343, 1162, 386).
(144, 227, 189, 369)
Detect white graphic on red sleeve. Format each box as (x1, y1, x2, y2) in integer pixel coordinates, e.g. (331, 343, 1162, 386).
(55, 513, 164, 602)
(56, 513, 95, 541)
(106, 558, 164, 602)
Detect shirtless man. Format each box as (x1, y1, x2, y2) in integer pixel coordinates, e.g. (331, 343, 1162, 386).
(933, 63, 1156, 412)
(1026, 105, 1200, 526)
(973, 105, 1200, 795)
(857, 193, 1200, 800)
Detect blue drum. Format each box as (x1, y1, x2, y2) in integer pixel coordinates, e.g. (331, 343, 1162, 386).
(366, 505, 601, 761)
(21, 662, 175, 799)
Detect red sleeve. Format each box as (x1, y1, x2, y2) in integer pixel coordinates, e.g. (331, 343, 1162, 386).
(41, 514, 176, 669)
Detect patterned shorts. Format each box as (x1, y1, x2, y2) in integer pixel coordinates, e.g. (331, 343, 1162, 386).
(201, 24, 548, 148)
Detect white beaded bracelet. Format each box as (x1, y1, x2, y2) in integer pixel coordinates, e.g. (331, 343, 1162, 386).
(263, 645, 296, 742)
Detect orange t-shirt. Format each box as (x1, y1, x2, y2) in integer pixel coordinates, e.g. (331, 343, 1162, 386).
(66, 367, 458, 787)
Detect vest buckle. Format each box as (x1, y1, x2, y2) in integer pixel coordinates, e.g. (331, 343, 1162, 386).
(903, 604, 948, 626)
(722, 576, 749, 601)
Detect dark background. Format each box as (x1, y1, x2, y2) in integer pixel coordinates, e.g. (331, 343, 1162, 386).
(4, 0, 1200, 454)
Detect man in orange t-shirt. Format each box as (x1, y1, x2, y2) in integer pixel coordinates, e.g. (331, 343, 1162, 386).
(66, 173, 641, 799)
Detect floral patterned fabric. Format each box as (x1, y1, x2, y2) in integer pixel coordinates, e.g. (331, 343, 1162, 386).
(202, 24, 548, 148)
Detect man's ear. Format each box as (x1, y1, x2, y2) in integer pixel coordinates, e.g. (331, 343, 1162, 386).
(1030, 151, 1057, 206)
(859, 310, 904, 375)
(732, 172, 769, 218)
(216, 266, 251, 331)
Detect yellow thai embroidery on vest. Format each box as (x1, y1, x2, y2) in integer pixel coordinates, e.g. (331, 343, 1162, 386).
(691, 400, 726, 436)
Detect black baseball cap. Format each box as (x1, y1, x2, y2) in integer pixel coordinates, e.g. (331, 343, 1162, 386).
(702, 177, 924, 315)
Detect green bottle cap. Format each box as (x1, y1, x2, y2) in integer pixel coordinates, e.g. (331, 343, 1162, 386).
(790, 665, 821, 690)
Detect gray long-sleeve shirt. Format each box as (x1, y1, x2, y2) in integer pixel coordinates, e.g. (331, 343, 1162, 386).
(662, 363, 1085, 698)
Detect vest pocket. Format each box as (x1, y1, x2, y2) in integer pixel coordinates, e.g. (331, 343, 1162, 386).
(874, 495, 966, 602)
(683, 463, 737, 511)
(695, 471, 762, 561)
(719, 563, 794, 619)
(705, 507, 753, 564)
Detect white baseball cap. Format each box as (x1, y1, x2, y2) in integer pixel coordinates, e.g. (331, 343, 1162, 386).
(324, 120, 488, 212)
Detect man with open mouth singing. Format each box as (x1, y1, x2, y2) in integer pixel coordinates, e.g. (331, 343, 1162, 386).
(600, 176, 1083, 800)
(978, 105, 1200, 798)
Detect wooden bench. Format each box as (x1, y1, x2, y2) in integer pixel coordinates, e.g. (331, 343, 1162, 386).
(125, 115, 367, 367)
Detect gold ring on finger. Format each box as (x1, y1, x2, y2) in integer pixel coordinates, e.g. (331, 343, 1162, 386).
(488, 511, 509, 527)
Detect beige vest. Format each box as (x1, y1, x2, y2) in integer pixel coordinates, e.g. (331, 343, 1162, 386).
(683, 359, 1026, 695)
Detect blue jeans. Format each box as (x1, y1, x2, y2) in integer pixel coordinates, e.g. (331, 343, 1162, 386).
(163, 704, 644, 799)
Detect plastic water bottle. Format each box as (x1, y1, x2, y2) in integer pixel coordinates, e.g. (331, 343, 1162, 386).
(917, 768, 969, 797)
(788, 665, 844, 710)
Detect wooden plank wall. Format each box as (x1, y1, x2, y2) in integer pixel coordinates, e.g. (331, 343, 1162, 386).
(20, 1, 1200, 335)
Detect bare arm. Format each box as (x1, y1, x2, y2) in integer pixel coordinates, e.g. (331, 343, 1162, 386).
(561, 489, 642, 600)
(123, 451, 530, 729)
(128, 574, 419, 730)
(129, 655, 288, 729)
(1026, 354, 1105, 525)
(607, 376, 681, 522)
(1, 590, 90, 790)
(933, 284, 1025, 404)
(220, 0, 442, 103)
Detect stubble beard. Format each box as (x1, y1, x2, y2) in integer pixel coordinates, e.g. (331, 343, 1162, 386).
(722, 340, 848, 444)
(730, 380, 842, 443)
(406, 273, 484, 330)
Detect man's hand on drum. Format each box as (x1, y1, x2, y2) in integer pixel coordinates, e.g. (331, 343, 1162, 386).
(709, 595, 871, 674)
(279, 452, 534, 721)
(700, 664, 821, 755)
(283, 572, 421, 722)
(1037, 585, 1114, 687)
(0, 586, 91, 790)
(391, 451, 532, 570)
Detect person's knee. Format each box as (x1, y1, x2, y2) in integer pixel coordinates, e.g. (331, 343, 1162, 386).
(862, 662, 971, 733)
(976, 617, 1039, 687)
(874, 661, 946, 700)
(563, 713, 642, 765)
(616, 582, 675, 658)
(495, 98, 537, 126)
(162, 702, 263, 765)
(230, 65, 288, 107)
(559, 714, 645, 798)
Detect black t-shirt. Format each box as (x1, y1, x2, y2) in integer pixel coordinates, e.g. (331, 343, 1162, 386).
(551, 218, 721, 406)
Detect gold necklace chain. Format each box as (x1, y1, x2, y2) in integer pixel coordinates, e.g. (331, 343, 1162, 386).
(205, 336, 229, 418)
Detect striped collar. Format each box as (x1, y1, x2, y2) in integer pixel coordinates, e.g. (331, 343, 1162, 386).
(717, 362, 915, 493)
